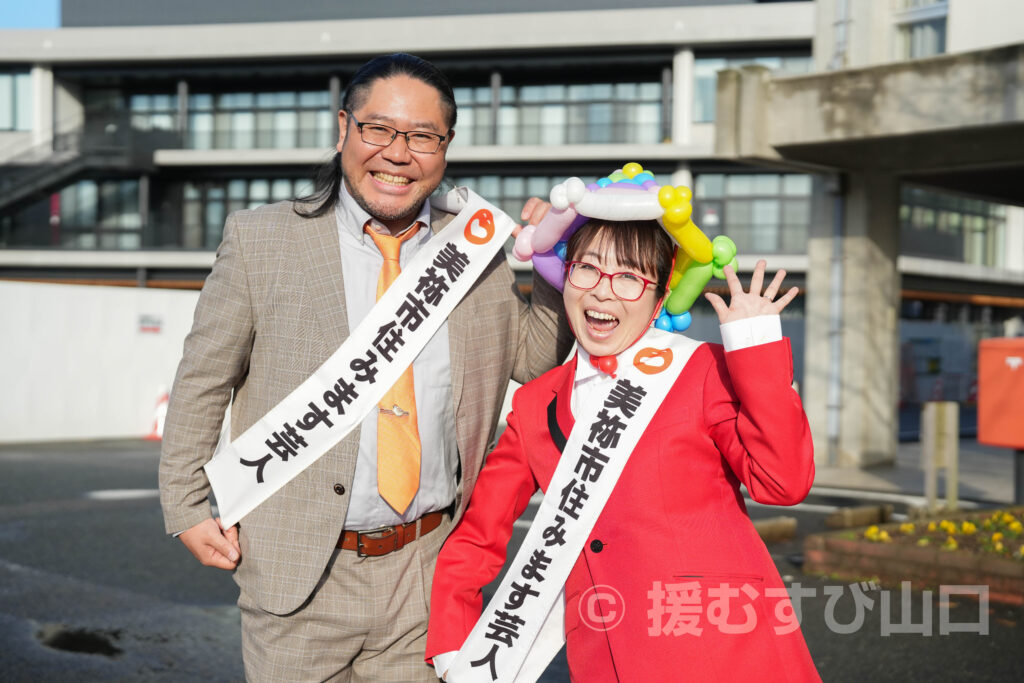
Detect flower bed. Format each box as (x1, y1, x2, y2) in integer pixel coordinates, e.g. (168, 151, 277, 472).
(803, 506, 1024, 606)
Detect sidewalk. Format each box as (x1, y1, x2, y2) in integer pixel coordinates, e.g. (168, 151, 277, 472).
(812, 438, 1018, 506)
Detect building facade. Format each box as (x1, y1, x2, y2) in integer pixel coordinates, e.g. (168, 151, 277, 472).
(1, 0, 1022, 459)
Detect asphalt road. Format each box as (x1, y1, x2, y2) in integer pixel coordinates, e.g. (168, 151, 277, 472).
(0, 440, 1020, 682)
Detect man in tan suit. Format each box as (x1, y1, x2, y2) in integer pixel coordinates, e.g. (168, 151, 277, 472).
(159, 53, 572, 681)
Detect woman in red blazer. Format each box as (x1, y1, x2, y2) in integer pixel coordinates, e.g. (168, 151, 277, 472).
(428, 216, 820, 682)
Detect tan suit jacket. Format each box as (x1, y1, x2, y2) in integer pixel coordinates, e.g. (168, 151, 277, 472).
(159, 199, 572, 615)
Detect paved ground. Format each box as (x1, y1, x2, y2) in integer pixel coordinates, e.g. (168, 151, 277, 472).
(0, 438, 1020, 681)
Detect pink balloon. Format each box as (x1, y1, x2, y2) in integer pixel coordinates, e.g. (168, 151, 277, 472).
(530, 207, 577, 255)
(512, 224, 536, 261)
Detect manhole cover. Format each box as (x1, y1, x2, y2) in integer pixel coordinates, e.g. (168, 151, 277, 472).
(37, 624, 123, 657)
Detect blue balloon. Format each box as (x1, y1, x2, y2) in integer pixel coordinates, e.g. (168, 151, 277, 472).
(654, 313, 673, 331)
(672, 311, 692, 332)
(554, 240, 567, 262)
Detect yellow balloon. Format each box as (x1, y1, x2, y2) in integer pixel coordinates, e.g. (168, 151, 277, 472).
(622, 162, 644, 178)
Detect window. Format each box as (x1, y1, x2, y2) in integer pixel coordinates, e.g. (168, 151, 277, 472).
(0, 70, 33, 131)
(182, 177, 311, 248)
(187, 90, 331, 150)
(900, 185, 1007, 267)
(454, 79, 662, 147)
(693, 55, 812, 123)
(129, 93, 178, 132)
(894, 0, 948, 59)
(693, 172, 812, 254)
(55, 179, 142, 249)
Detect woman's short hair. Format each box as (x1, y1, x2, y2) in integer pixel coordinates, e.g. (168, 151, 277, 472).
(565, 219, 675, 293)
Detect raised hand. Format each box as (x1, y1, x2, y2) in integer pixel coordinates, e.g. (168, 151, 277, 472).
(704, 259, 798, 324)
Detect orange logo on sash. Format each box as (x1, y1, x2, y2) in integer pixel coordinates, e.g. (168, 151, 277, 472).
(633, 347, 673, 374)
(465, 209, 495, 245)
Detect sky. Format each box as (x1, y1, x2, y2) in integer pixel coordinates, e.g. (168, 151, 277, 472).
(0, 0, 60, 28)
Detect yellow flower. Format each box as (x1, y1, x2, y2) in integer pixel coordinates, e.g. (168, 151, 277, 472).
(939, 520, 957, 534)
(864, 525, 880, 541)
(899, 522, 915, 534)
(916, 537, 931, 547)
(961, 521, 977, 535)
(992, 532, 1004, 543)
(927, 521, 937, 532)
(942, 536, 958, 551)
(1010, 520, 1023, 534)
(878, 530, 892, 542)
(994, 541, 1005, 553)
(1001, 512, 1016, 525)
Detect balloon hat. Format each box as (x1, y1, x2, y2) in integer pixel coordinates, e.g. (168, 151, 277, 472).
(512, 162, 738, 333)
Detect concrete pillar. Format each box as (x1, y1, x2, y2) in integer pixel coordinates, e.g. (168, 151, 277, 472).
(31, 66, 54, 149)
(671, 48, 694, 145)
(1004, 206, 1024, 272)
(805, 171, 901, 467)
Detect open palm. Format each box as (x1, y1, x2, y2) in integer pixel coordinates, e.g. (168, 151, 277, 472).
(704, 259, 798, 324)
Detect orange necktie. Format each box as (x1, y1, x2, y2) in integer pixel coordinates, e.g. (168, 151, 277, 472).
(365, 224, 421, 515)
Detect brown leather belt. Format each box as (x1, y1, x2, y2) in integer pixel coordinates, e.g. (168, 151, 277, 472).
(338, 509, 447, 557)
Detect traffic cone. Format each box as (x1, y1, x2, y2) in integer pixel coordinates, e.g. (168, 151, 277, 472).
(145, 387, 169, 441)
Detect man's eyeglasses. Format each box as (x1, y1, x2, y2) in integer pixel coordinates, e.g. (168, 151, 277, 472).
(566, 261, 657, 301)
(347, 112, 449, 154)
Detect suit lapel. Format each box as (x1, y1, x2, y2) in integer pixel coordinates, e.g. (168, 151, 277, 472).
(552, 354, 577, 446)
(298, 205, 350, 354)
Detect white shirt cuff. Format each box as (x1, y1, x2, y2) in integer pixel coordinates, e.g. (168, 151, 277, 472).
(433, 651, 457, 679)
(720, 314, 782, 352)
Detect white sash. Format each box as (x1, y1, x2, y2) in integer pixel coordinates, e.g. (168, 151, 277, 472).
(447, 328, 703, 682)
(204, 189, 514, 528)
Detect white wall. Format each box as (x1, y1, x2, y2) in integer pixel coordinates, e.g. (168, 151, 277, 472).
(0, 281, 199, 442)
(948, 0, 1024, 53)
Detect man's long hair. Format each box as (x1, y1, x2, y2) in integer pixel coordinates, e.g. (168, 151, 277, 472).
(294, 53, 457, 218)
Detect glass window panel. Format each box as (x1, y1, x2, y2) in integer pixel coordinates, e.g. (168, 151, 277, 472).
(726, 175, 755, 196)
(273, 111, 297, 149)
(231, 111, 255, 149)
(298, 90, 329, 107)
(99, 182, 120, 228)
(152, 94, 175, 111)
(782, 174, 812, 196)
(121, 181, 141, 228)
(189, 112, 213, 149)
(271, 179, 293, 201)
(254, 111, 274, 148)
(502, 177, 525, 197)
(540, 105, 566, 146)
(249, 180, 270, 201)
(751, 199, 781, 251)
(497, 106, 518, 145)
(130, 94, 152, 112)
(0, 74, 12, 129)
(315, 110, 333, 148)
(190, 93, 213, 110)
(696, 174, 725, 199)
(228, 180, 247, 199)
(298, 110, 318, 147)
(638, 82, 662, 99)
(14, 73, 32, 131)
(453, 87, 474, 104)
(752, 174, 780, 195)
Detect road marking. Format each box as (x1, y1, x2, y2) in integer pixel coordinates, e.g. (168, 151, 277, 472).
(84, 489, 160, 501)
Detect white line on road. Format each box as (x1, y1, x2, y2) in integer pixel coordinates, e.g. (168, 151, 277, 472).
(84, 489, 161, 501)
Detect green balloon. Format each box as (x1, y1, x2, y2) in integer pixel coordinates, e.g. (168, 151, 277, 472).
(665, 260, 713, 315)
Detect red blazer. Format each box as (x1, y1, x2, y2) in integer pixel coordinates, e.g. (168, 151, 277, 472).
(428, 338, 820, 682)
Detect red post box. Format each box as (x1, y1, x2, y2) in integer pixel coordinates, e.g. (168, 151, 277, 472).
(978, 337, 1024, 504)
(978, 338, 1024, 449)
